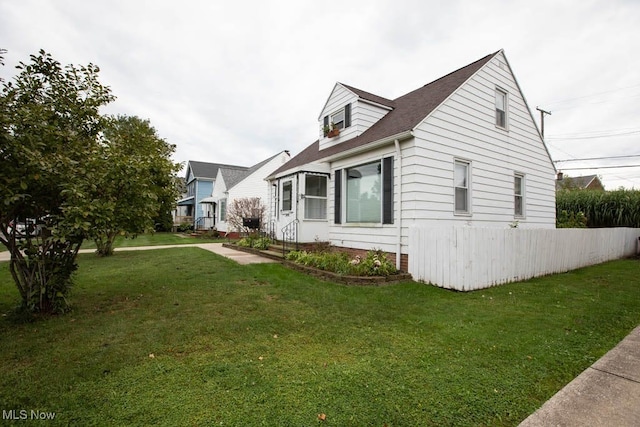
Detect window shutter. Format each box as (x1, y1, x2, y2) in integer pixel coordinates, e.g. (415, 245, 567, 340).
(344, 103, 351, 128)
(382, 156, 393, 224)
(334, 169, 342, 224)
(323, 115, 329, 127)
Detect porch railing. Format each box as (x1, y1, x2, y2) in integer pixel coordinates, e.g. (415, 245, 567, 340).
(195, 217, 215, 231)
(281, 219, 299, 256)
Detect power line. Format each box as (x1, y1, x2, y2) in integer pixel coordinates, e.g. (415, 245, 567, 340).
(549, 127, 640, 137)
(543, 83, 640, 107)
(546, 130, 640, 141)
(554, 154, 640, 163)
(559, 164, 640, 171)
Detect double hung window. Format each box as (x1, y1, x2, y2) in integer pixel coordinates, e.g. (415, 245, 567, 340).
(282, 180, 292, 211)
(304, 175, 327, 219)
(454, 161, 470, 214)
(495, 88, 507, 128)
(514, 174, 524, 217)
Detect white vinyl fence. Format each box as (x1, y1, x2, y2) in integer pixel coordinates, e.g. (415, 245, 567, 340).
(408, 227, 640, 291)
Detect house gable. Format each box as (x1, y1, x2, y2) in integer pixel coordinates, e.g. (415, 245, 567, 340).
(318, 83, 395, 152)
(404, 50, 556, 227)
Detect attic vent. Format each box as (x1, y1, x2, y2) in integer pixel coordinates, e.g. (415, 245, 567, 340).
(498, 61, 506, 70)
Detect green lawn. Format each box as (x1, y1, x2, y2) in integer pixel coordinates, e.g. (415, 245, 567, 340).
(80, 232, 226, 249)
(0, 249, 639, 426)
(0, 232, 225, 253)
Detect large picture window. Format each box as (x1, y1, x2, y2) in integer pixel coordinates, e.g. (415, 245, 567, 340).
(335, 156, 393, 225)
(346, 161, 382, 223)
(282, 180, 292, 211)
(304, 175, 327, 220)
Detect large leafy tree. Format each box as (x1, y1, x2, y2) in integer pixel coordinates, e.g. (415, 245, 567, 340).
(75, 115, 181, 256)
(0, 50, 114, 313)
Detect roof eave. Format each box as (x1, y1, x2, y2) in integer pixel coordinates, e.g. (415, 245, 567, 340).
(267, 162, 330, 181)
(320, 130, 414, 163)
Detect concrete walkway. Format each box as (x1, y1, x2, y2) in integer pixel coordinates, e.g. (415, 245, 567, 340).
(520, 325, 640, 426)
(0, 243, 276, 265)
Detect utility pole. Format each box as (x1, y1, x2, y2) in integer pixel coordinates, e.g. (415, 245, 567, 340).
(536, 107, 552, 137)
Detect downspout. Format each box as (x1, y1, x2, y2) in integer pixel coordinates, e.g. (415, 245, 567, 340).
(394, 139, 403, 270)
(295, 173, 300, 223)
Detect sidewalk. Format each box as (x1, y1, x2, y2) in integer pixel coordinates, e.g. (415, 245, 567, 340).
(0, 243, 276, 265)
(519, 325, 640, 426)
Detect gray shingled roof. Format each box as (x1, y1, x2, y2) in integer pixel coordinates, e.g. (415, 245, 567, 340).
(219, 167, 250, 189)
(187, 160, 247, 180)
(340, 83, 395, 108)
(270, 51, 499, 177)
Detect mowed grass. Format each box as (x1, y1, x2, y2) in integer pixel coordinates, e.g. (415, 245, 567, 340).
(80, 231, 225, 250)
(0, 249, 639, 426)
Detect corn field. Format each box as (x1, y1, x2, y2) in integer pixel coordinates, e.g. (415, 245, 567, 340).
(556, 189, 640, 228)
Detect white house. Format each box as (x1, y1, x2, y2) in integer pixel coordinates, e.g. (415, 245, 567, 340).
(212, 151, 290, 236)
(266, 50, 556, 270)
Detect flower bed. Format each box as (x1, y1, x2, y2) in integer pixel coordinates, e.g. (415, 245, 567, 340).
(285, 249, 396, 276)
(223, 243, 412, 286)
(222, 244, 412, 286)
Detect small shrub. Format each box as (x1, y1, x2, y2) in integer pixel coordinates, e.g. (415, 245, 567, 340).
(177, 222, 193, 233)
(557, 210, 588, 228)
(237, 237, 254, 247)
(252, 237, 271, 250)
(236, 235, 271, 249)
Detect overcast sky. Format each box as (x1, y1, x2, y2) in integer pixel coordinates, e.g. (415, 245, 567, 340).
(2, 0, 639, 189)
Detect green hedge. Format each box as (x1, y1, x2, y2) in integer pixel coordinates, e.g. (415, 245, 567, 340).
(556, 189, 640, 228)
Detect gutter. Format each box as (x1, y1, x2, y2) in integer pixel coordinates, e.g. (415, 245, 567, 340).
(320, 130, 413, 163)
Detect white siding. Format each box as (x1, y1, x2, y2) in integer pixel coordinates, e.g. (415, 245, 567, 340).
(352, 99, 390, 135)
(211, 170, 228, 231)
(404, 51, 555, 229)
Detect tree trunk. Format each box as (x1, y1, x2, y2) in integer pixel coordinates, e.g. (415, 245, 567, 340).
(94, 231, 117, 256)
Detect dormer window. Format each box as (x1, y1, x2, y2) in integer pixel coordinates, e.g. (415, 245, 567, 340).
(323, 103, 351, 137)
(331, 109, 345, 130)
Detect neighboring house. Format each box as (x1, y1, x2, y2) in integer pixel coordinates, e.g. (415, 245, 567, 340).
(212, 151, 290, 236)
(556, 173, 604, 191)
(172, 177, 189, 226)
(177, 160, 248, 230)
(266, 49, 556, 270)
